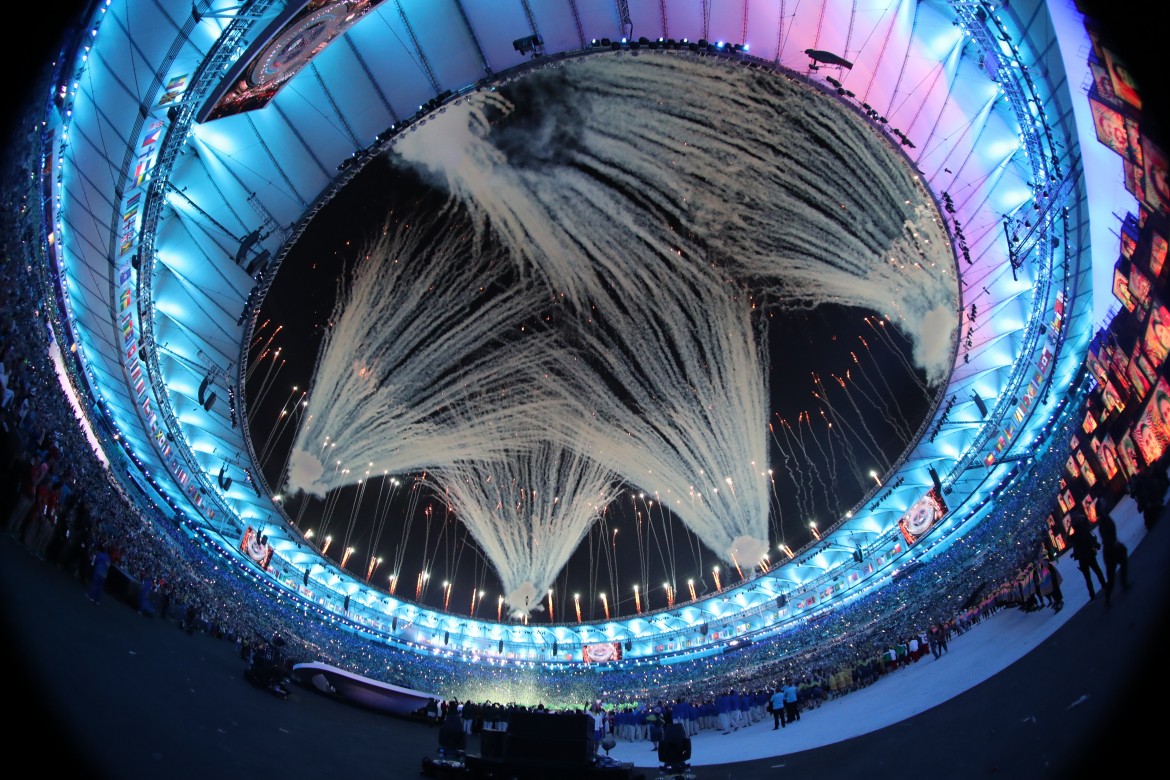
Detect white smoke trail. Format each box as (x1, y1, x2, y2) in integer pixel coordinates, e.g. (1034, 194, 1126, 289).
(394, 53, 958, 380)
(283, 197, 556, 498)
(550, 273, 774, 567)
(291, 51, 957, 601)
(431, 440, 622, 618)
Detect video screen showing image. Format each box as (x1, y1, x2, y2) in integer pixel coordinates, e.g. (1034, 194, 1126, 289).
(1113, 265, 1136, 311)
(1105, 339, 1130, 374)
(1066, 454, 1081, 479)
(1140, 134, 1168, 214)
(1129, 263, 1153, 309)
(1117, 430, 1142, 478)
(1089, 60, 1120, 107)
(1134, 341, 1159, 384)
(1090, 95, 1133, 158)
(1125, 160, 1144, 198)
(1122, 227, 1139, 260)
(201, 1, 387, 122)
(1150, 232, 1168, 278)
(241, 526, 274, 570)
(1100, 378, 1126, 417)
(1134, 376, 1170, 468)
(1134, 407, 1165, 466)
(1086, 348, 1110, 388)
(583, 642, 623, 663)
(1143, 301, 1170, 364)
(1046, 514, 1067, 554)
(896, 489, 947, 546)
(1094, 434, 1121, 481)
(1083, 407, 1098, 434)
(1102, 44, 1142, 111)
(1075, 449, 1097, 486)
(1083, 494, 1100, 523)
(1127, 349, 1153, 400)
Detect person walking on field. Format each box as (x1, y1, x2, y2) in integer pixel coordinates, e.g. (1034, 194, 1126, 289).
(782, 679, 800, 724)
(1067, 511, 1107, 601)
(1095, 506, 1129, 605)
(769, 685, 786, 730)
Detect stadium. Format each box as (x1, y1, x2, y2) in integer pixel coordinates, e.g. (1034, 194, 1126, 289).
(2, 1, 1167, 777)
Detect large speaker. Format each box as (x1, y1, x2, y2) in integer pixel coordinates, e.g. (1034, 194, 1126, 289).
(480, 728, 506, 759)
(928, 464, 943, 496)
(504, 710, 593, 766)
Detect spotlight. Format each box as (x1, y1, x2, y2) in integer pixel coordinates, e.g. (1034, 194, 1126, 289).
(512, 33, 543, 55)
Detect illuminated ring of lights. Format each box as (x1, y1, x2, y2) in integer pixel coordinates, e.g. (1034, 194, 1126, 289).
(48, 1, 1093, 666)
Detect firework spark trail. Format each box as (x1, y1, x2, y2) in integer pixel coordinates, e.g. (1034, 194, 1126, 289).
(794, 406, 837, 518)
(814, 409, 841, 497)
(260, 388, 307, 469)
(814, 389, 892, 476)
(765, 464, 784, 548)
(846, 367, 914, 445)
(365, 472, 400, 571)
(271, 391, 311, 478)
(866, 316, 935, 400)
(249, 351, 285, 425)
(340, 470, 372, 565)
(259, 386, 300, 464)
(772, 417, 812, 526)
(818, 368, 895, 475)
(821, 408, 867, 487)
(650, 496, 679, 598)
(801, 408, 840, 516)
(284, 198, 558, 498)
(316, 460, 349, 540)
(553, 270, 773, 567)
(247, 324, 281, 382)
(834, 366, 906, 448)
(389, 478, 427, 590)
(853, 343, 915, 440)
(430, 440, 622, 617)
(633, 496, 652, 603)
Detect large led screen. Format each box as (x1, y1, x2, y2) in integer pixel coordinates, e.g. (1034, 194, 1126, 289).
(200, 1, 387, 123)
(896, 489, 947, 546)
